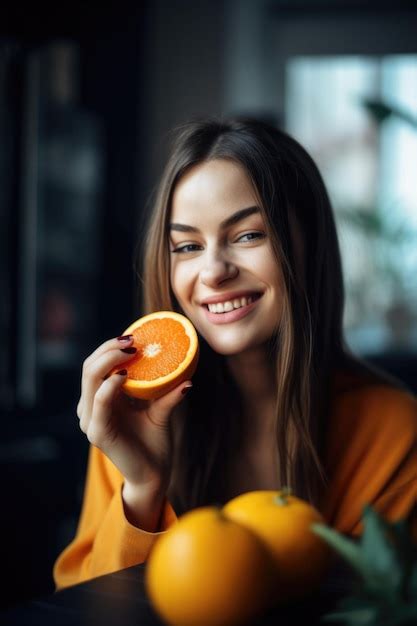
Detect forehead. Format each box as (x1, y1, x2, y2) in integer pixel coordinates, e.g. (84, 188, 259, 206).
(170, 159, 260, 221)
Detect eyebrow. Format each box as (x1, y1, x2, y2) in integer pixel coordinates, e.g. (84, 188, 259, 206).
(169, 205, 261, 234)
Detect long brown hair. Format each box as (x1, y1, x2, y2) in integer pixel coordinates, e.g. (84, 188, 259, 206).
(137, 116, 395, 513)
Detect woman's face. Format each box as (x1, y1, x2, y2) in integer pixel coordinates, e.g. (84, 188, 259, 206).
(169, 158, 284, 356)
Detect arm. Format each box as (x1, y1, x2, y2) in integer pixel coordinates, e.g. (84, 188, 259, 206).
(53, 334, 190, 590)
(53, 445, 178, 590)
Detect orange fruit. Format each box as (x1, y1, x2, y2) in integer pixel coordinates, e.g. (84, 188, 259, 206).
(223, 488, 332, 602)
(116, 311, 199, 400)
(145, 506, 276, 626)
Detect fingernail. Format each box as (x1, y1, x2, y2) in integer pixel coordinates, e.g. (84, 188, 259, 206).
(118, 335, 133, 343)
(116, 369, 128, 376)
(181, 384, 193, 395)
(120, 347, 137, 354)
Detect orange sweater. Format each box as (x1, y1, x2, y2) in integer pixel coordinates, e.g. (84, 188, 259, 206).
(53, 381, 417, 590)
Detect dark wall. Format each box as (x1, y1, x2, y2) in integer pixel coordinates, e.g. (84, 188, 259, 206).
(0, 0, 227, 610)
(0, 3, 150, 609)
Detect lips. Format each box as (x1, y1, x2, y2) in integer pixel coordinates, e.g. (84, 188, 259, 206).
(200, 291, 263, 306)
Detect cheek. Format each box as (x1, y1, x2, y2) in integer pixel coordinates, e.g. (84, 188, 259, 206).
(170, 260, 195, 302)
(248, 250, 283, 290)
(169, 260, 181, 301)
(262, 246, 284, 290)
(269, 262, 284, 292)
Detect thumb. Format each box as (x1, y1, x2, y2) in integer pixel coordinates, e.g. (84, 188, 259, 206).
(146, 380, 193, 427)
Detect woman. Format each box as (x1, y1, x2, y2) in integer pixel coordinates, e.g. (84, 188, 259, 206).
(54, 116, 417, 589)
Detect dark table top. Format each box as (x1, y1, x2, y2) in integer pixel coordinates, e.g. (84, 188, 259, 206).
(1, 559, 356, 626)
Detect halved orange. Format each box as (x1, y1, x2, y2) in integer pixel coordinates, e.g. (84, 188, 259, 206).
(116, 311, 199, 400)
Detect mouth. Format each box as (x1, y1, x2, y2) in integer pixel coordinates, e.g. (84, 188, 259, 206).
(202, 292, 263, 324)
(203, 292, 263, 314)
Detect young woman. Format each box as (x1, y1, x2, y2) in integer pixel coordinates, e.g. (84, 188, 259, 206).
(54, 116, 417, 589)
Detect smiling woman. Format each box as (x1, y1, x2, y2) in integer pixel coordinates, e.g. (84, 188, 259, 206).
(53, 116, 417, 590)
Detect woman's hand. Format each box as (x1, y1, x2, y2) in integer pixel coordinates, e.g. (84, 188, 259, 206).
(77, 335, 191, 506)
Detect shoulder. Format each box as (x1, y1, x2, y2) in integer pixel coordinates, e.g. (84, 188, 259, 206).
(325, 375, 417, 469)
(323, 375, 417, 535)
(332, 381, 417, 437)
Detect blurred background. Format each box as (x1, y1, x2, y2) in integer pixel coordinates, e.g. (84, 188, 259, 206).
(1, 0, 417, 610)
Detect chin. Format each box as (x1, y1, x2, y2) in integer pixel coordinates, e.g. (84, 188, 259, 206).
(200, 331, 264, 356)
(207, 342, 245, 356)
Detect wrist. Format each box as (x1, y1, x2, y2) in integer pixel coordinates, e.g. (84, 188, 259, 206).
(122, 481, 167, 532)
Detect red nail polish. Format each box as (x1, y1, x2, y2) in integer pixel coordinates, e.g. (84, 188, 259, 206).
(181, 384, 193, 395)
(116, 369, 128, 376)
(118, 335, 133, 343)
(120, 347, 137, 354)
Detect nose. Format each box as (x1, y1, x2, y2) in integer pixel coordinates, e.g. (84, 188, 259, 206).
(199, 250, 238, 287)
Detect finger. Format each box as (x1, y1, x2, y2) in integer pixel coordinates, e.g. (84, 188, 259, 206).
(83, 370, 128, 446)
(82, 335, 134, 373)
(146, 380, 193, 429)
(79, 335, 133, 420)
(81, 348, 138, 425)
(125, 395, 149, 411)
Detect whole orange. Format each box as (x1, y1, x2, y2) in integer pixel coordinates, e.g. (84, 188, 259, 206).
(223, 488, 332, 602)
(145, 506, 276, 626)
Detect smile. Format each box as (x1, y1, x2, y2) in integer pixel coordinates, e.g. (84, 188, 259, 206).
(202, 293, 263, 324)
(207, 295, 257, 313)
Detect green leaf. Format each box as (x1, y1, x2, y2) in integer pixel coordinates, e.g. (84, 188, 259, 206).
(409, 563, 417, 599)
(360, 97, 417, 130)
(322, 608, 377, 625)
(388, 518, 417, 601)
(311, 523, 367, 577)
(322, 598, 417, 626)
(391, 603, 417, 625)
(316, 507, 417, 626)
(321, 596, 379, 625)
(360, 506, 403, 596)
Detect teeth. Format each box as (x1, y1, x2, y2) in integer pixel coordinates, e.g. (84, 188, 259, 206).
(207, 295, 256, 314)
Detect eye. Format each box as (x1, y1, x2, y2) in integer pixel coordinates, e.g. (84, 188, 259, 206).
(171, 243, 202, 254)
(236, 231, 265, 243)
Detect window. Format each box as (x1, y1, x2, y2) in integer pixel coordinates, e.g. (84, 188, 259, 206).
(285, 55, 417, 355)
